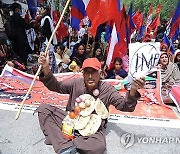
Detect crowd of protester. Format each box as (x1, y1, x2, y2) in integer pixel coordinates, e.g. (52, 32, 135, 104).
(0, 2, 180, 104)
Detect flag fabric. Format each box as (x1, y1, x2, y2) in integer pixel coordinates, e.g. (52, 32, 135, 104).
(155, 3, 162, 15)
(163, 34, 175, 54)
(169, 1, 180, 38)
(106, 24, 119, 67)
(147, 14, 161, 36)
(105, 0, 120, 43)
(172, 27, 180, 42)
(71, 0, 87, 30)
(127, 3, 136, 43)
(87, 0, 118, 36)
(26, 0, 37, 19)
(53, 10, 69, 41)
(106, 4, 128, 69)
(137, 25, 146, 41)
(146, 4, 153, 29)
(105, 21, 113, 42)
(132, 10, 143, 31)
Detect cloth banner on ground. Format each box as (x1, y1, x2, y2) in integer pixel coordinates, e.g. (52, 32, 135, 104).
(0, 65, 180, 128)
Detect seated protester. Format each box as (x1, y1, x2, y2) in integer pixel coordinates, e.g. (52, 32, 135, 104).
(92, 46, 104, 58)
(36, 55, 145, 154)
(157, 52, 180, 104)
(41, 41, 58, 74)
(174, 49, 180, 71)
(122, 50, 129, 73)
(157, 52, 180, 85)
(106, 57, 128, 80)
(70, 43, 88, 71)
(97, 55, 107, 79)
(0, 43, 7, 73)
(54, 43, 70, 73)
(86, 44, 93, 58)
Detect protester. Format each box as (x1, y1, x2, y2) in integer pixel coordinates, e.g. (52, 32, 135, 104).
(70, 43, 88, 70)
(36, 54, 145, 154)
(157, 52, 180, 85)
(0, 3, 10, 45)
(97, 55, 107, 79)
(54, 43, 70, 73)
(10, 3, 35, 66)
(40, 4, 57, 46)
(174, 49, 180, 71)
(86, 44, 93, 57)
(92, 46, 104, 58)
(106, 57, 128, 80)
(40, 41, 58, 74)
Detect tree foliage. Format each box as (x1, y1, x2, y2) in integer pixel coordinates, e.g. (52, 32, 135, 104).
(123, 0, 179, 21)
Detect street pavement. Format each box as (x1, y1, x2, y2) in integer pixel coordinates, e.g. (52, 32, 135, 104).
(0, 109, 180, 154)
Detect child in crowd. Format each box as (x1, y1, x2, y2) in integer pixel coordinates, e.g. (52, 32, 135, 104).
(106, 57, 127, 80)
(97, 55, 107, 79)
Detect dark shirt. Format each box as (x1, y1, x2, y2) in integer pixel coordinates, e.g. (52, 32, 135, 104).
(106, 68, 128, 79)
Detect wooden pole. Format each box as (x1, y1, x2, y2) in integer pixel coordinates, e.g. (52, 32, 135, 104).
(15, 0, 72, 120)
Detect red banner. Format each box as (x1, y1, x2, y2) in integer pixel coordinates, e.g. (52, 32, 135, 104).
(0, 65, 180, 128)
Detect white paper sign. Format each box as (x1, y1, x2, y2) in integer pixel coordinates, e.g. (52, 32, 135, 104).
(128, 42, 161, 81)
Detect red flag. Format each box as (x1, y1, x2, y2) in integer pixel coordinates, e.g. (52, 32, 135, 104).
(106, 5, 127, 69)
(155, 4, 162, 15)
(147, 15, 161, 37)
(87, 0, 118, 36)
(132, 10, 143, 31)
(52, 10, 69, 41)
(146, 4, 153, 28)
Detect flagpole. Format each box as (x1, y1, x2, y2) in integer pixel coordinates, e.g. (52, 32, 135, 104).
(15, 0, 72, 120)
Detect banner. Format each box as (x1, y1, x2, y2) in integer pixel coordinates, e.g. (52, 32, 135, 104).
(0, 65, 180, 128)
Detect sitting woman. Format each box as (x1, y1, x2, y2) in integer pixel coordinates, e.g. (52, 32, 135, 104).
(106, 57, 128, 80)
(157, 52, 180, 104)
(54, 43, 70, 73)
(158, 52, 180, 85)
(174, 49, 180, 71)
(92, 46, 104, 58)
(70, 43, 87, 72)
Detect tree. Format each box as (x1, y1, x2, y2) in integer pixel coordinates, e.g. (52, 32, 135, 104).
(122, 0, 179, 20)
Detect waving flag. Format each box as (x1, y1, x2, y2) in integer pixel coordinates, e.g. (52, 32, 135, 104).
(106, 4, 128, 69)
(106, 24, 118, 67)
(88, 0, 118, 36)
(163, 34, 175, 54)
(172, 27, 180, 42)
(132, 10, 143, 31)
(127, 3, 136, 43)
(169, 1, 180, 38)
(26, 0, 37, 18)
(146, 4, 153, 29)
(71, 0, 87, 30)
(147, 14, 161, 36)
(155, 3, 162, 15)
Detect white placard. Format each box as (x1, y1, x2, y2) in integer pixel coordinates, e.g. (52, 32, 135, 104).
(128, 42, 161, 81)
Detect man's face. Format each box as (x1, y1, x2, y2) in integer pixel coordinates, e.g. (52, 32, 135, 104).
(83, 67, 100, 91)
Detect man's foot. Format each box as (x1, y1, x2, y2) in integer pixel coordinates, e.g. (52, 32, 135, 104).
(60, 145, 79, 154)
